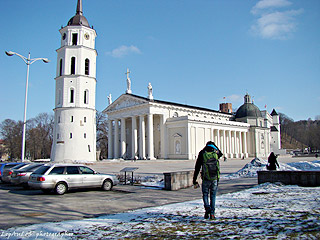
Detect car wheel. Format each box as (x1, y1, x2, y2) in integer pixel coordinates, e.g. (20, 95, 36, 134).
(55, 182, 67, 195)
(102, 179, 113, 191)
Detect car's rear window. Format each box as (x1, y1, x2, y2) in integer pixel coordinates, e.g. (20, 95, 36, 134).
(33, 166, 51, 175)
(49, 167, 65, 175)
(20, 164, 43, 172)
(4, 164, 20, 169)
(12, 164, 29, 170)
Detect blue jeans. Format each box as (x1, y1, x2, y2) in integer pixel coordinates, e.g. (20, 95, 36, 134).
(202, 179, 218, 214)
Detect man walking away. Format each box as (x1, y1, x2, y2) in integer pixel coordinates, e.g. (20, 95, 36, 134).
(193, 141, 223, 219)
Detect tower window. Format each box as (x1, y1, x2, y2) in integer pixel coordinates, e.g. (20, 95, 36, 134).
(71, 116, 74, 122)
(84, 90, 89, 104)
(70, 89, 74, 103)
(59, 59, 63, 76)
(58, 116, 61, 123)
(72, 33, 78, 45)
(88, 145, 91, 152)
(71, 57, 76, 75)
(85, 59, 90, 75)
(70, 133, 73, 139)
(84, 117, 87, 123)
(58, 89, 61, 105)
(84, 133, 86, 138)
(57, 134, 60, 139)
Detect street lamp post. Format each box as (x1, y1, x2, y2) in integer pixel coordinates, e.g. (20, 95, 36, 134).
(5, 51, 49, 162)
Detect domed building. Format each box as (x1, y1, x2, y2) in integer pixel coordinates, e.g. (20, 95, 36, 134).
(234, 93, 281, 158)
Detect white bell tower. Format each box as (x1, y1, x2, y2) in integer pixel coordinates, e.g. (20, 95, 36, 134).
(51, 0, 97, 162)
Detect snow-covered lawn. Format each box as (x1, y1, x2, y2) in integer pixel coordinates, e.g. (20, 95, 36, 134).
(1, 158, 320, 239)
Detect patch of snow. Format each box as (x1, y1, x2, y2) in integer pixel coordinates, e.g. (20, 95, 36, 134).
(222, 158, 319, 180)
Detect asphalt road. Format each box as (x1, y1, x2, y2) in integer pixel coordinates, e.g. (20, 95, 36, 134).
(0, 156, 309, 230)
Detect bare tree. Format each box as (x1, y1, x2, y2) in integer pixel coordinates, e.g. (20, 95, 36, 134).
(26, 113, 54, 160)
(96, 111, 108, 160)
(0, 119, 23, 160)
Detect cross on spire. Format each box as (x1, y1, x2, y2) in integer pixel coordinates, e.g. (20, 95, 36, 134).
(125, 68, 130, 79)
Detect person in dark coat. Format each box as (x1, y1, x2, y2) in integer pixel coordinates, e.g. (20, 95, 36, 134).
(193, 141, 223, 219)
(267, 152, 280, 170)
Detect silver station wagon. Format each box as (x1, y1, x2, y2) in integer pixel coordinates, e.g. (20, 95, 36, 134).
(28, 164, 119, 195)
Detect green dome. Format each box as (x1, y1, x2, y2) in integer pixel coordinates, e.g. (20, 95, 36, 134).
(235, 103, 262, 118)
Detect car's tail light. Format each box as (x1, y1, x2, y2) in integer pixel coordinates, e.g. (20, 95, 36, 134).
(8, 171, 13, 175)
(17, 173, 27, 177)
(37, 177, 45, 182)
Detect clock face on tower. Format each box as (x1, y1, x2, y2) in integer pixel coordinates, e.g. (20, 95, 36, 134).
(84, 33, 90, 40)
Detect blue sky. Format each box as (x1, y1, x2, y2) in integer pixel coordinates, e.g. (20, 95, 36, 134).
(0, 0, 319, 123)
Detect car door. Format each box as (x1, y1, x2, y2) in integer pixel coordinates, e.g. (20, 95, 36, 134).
(65, 166, 83, 188)
(79, 166, 102, 187)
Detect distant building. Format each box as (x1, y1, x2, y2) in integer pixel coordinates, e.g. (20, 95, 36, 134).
(220, 103, 232, 114)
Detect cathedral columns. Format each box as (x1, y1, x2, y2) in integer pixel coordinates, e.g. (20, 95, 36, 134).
(223, 130, 226, 154)
(160, 114, 166, 159)
(216, 130, 220, 148)
(114, 120, 119, 158)
(147, 114, 155, 160)
(139, 115, 146, 159)
(107, 120, 113, 159)
(132, 116, 138, 159)
(239, 131, 243, 158)
(243, 132, 248, 158)
(120, 118, 126, 158)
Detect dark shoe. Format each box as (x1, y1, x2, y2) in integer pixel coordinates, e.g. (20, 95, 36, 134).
(210, 214, 215, 220)
(204, 211, 209, 219)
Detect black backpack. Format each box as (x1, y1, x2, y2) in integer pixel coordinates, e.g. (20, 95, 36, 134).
(202, 151, 219, 181)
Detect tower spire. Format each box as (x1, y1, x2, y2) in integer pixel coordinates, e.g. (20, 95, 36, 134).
(76, 0, 83, 15)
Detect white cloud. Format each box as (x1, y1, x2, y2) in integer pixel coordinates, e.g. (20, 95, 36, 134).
(251, 0, 292, 14)
(106, 45, 141, 58)
(221, 94, 243, 103)
(250, 0, 303, 40)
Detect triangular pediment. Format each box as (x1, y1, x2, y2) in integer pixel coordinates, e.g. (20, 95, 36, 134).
(104, 94, 149, 112)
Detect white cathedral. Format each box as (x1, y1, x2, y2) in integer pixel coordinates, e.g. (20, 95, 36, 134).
(51, 0, 281, 162)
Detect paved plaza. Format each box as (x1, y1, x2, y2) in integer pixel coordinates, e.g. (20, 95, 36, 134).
(0, 156, 310, 229)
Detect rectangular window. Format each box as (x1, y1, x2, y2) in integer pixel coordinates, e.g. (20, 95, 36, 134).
(88, 145, 91, 152)
(66, 166, 80, 174)
(84, 91, 87, 104)
(72, 33, 78, 45)
(70, 89, 74, 103)
(70, 133, 72, 139)
(84, 133, 86, 138)
(85, 59, 89, 75)
(57, 134, 60, 139)
(71, 116, 73, 122)
(59, 59, 63, 76)
(71, 57, 76, 75)
(49, 167, 65, 175)
(84, 117, 87, 123)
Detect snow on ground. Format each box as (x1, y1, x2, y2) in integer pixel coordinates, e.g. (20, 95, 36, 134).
(222, 158, 320, 180)
(2, 183, 319, 239)
(1, 158, 320, 239)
